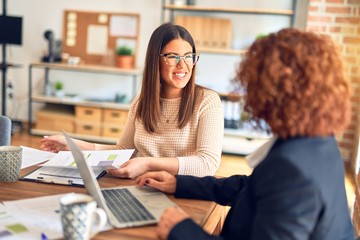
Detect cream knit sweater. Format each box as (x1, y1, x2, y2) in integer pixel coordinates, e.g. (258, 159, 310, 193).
(115, 88, 224, 177)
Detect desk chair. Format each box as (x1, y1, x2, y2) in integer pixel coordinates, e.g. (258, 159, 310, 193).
(0, 115, 11, 146)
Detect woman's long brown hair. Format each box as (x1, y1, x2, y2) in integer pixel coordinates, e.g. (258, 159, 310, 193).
(136, 23, 203, 133)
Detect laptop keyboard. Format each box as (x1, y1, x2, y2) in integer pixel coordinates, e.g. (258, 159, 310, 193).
(102, 188, 155, 223)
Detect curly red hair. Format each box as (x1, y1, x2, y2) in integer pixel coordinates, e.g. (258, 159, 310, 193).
(238, 28, 351, 139)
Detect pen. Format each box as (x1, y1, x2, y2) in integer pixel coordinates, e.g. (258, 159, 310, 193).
(41, 232, 49, 240)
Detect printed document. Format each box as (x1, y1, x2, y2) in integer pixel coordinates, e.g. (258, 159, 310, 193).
(42, 149, 134, 169)
(1, 194, 64, 240)
(20, 146, 56, 169)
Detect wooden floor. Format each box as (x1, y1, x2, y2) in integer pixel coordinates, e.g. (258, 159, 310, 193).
(11, 129, 355, 212)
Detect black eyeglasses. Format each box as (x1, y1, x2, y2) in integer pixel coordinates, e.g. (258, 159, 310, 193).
(160, 53, 199, 66)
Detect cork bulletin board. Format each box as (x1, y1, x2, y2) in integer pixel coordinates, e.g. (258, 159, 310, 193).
(62, 10, 140, 65)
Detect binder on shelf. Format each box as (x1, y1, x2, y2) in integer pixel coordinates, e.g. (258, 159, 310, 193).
(222, 95, 241, 129)
(175, 15, 232, 50)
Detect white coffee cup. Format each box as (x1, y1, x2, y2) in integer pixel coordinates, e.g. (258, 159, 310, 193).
(0, 146, 22, 182)
(60, 193, 107, 240)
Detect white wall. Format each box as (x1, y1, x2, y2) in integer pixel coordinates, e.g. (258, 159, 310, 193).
(0, 0, 293, 121)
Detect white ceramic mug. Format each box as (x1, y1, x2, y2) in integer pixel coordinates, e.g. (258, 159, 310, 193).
(60, 193, 107, 240)
(0, 146, 22, 182)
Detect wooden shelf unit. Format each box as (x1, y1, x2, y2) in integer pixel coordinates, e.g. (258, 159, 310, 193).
(162, 1, 296, 55)
(197, 47, 247, 56)
(28, 62, 142, 143)
(163, 4, 294, 16)
(31, 95, 131, 110)
(30, 62, 143, 75)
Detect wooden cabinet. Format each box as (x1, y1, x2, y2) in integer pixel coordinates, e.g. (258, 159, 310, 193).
(28, 62, 142, 143)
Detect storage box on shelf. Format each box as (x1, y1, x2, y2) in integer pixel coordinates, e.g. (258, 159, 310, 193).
(102, 109, 128, 138)
(103, 125, 124, 139)
(74, 106, 128, 138)
(76, 121, 102, 136)
(36, 109, 75, 133)
(75, 106, 103, 136)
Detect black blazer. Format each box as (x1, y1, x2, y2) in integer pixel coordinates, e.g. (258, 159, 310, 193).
(169, 136, 354, 240)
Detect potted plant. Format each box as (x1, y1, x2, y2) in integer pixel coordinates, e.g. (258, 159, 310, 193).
(54, 81, 64, 97)
(115, 46, 134, 69)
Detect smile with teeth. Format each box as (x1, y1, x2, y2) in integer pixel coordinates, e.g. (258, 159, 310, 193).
(175, 73, 186, 77)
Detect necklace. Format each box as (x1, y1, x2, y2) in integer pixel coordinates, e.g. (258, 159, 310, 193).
(161, 108, 178, 123)
(161, 98, 180, 123)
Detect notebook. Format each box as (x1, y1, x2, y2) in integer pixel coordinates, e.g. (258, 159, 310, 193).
(63, 132, 176, 228)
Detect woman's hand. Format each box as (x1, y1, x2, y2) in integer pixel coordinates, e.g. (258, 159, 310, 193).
(135, 171, 176, 194)
(107, 157, 151, 179)
(136, 172, 188, 239)
(40, 135, 68, 152)
(157, 207, 190, 240)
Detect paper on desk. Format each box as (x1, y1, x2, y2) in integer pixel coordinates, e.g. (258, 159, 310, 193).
(42, 149, 135, 169)
(0, 204, 41, 240)
(20, 146, 56, 169)
(0, 204, 40, 240)
(1, 194, 64, 240)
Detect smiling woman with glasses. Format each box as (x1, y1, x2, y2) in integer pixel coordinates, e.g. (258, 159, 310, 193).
(40, 23, 224, 180)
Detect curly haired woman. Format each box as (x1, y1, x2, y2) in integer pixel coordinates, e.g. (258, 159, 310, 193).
(137, 28, 354, 239)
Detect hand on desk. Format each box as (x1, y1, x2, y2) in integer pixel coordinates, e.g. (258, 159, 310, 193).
(108, 157, 151, 179)
(157, 206, 190, 240)
(109, 156, 179, 179)
(135, 171, 176, 194)
(136, 171, 189, 240)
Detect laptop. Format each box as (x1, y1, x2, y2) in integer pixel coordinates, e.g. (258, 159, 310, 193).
(63, 132, 176, 228)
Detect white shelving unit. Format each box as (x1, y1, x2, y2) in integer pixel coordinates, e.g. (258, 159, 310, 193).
(28, 62, 142, 143)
